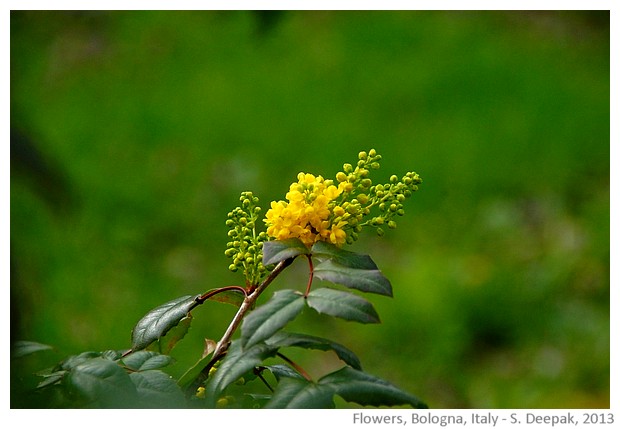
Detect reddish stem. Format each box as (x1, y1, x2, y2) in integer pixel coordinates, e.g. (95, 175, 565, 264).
(304, 254, 314, 297)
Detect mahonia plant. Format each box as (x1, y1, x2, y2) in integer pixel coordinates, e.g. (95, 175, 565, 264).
(14, 149, 426, 409)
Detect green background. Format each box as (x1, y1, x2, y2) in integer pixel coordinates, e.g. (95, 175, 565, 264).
(10, 10, 609, 408)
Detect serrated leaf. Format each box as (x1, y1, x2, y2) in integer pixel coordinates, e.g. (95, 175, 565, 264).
(121, 351, 174, 371)
(129, 370, 185, 408)
(131, 295, 199, 352)
(311, 241, 379, 269)
(313, 259, 393, 296)
(36, 371, 67, 389)
(264, 377, 335, 409)
(264, 364, 306, 381)
(265, 366, 427, 409)
(204, 340, 278, 408)
(306, 288, 380, 324)
(240, 289, 305, 349)
(58, 351, 104, 371)
(11, 340, 53, 358)
(101, 350, 123, 361)
(265, 332, 362, 370)
(262, 238, 310, 266)
(67, 358, 137, 407)
(320, 366, 427, 409)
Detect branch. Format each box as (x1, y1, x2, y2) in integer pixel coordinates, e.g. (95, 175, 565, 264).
(190, 257, 296, 390)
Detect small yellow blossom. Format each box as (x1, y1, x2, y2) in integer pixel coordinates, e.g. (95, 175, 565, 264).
(265, 172, 344, 247)
(196, 386, 206, 399)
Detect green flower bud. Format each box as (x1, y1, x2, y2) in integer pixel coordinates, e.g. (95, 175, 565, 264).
(343, 163, 353, 173)
(359, 151, 368, 160)
(376, 227, 385, 237)
(388, 220, 397, 229)
(228, 264, 238, 272)
(369, 148, 377, 157)
(336, 172, 347, 182)
(360, 178, 372, 189)
(390, 175, 398, 184)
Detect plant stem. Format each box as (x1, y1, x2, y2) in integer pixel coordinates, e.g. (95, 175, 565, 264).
(194, 257, 295, 386)
(304, 254, 314, 297)
(192, 285, 247, 307)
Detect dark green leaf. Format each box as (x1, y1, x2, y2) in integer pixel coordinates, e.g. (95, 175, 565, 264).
(313, 259, 393, 297)
(36, 371, 67, 389)
(121, 351, 174, 371)
(306, 288, 380, 324)
(264, 377, 335, 409)
(262, 238, 310, 266)
(58, 351, 103, 371)
(204, 340, 278, 408)
(101, 350, 123, 361)
(131, 295, 199, 352)
(320, 366, 427, 409)
(240, 289, 305, 349)
(67, 358, 137, 407)
(311, 241, 379, 269)
(264, 364, 306, 381)
(129, 370, 185, 408)
(266, 332, 362, 370)
(11, 340, 54, 358)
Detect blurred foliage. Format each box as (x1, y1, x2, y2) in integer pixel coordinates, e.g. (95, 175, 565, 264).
(10, 10, 609, 408)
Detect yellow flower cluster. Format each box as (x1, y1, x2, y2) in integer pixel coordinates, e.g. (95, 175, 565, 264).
(265, 172, 348, 247)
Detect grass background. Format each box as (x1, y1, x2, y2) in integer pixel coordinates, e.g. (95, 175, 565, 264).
(10, 10, 609, 408)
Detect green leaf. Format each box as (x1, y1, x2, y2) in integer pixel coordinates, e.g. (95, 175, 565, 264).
(131, 295, 199, 352)
(129, 370, 185, 408)
(313, 259, 393, 297)
(121, 351, 175, 371)
(205, 340, 279, 408)
(67, 358, 137, 407)
(320, 366, 427, 409)
(265, 366, 427, 409)
(36, 371, 67, 389)
(262, 238, 310, 266)
(265, 332, 362, 370)
(264, 364, 307, 381)
(240, 289, 305, 349)
(265, 377, 335, 409)
(306, 288, 380, 324)
(58, 351, 104, 371)
(311, 241, 379, 269)
(11, 340, 53, 358)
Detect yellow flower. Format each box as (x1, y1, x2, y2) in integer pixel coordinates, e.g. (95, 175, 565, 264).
(265, 172, 345, 247)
